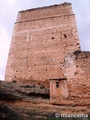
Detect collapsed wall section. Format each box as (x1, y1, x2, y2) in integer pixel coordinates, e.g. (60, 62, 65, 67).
(62, 52, 90, 105)
(5, 3, 80, 84)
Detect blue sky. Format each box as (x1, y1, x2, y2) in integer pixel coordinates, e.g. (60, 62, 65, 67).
(0, 0, 90, 80)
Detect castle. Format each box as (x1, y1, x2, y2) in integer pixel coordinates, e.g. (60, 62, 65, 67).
(5, 3, 90, 102)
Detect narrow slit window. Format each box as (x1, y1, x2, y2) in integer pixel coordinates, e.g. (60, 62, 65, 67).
(56, 82, 59, 88)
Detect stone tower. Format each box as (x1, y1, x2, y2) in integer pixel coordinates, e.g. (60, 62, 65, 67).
(5, 3, 80, 84)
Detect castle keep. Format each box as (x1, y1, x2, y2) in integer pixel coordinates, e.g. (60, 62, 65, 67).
(5, 3, 90, 102)
(5, 3, 80, 82)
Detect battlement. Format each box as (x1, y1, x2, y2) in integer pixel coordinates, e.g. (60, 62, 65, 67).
(16, 2, 73, 23)
(19, 2, 71, 12)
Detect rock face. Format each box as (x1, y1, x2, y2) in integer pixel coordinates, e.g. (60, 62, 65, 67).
(0, 81, 50, 120)
(0, 103, 25, 120)
(5, 3, 80, 83)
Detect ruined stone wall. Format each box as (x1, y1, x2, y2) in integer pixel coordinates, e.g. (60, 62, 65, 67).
(62, 52, 90, 105)
(49, 52, 90, 106)
(5, 3, 80, 83)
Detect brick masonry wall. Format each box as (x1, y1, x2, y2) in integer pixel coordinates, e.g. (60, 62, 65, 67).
(49, 52, 90, 106)
(5, 3, 80, 84)
(16, 3, 73, 22)
(62, 52, 90, 105)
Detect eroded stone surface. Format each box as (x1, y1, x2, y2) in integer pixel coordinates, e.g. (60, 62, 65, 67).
(5, 3, 80, 83)
(4, 3, 90, 114)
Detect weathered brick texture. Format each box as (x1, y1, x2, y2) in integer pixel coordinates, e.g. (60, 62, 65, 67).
(5, 2, 90, 107)
(5, 3, 80, 83)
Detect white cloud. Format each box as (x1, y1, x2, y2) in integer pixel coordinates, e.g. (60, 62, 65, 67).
(0, 24, 11, 80)
(0, 24, 10, 43)
(0, 74, 4, 80)
(84, 39, 90, 50)
(1, 0, 16, 7)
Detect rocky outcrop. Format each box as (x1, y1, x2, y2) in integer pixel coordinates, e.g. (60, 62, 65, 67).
(0, 81, 49, 101)
(0, 81, 22, 101)
(0, 103, 25, 120)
